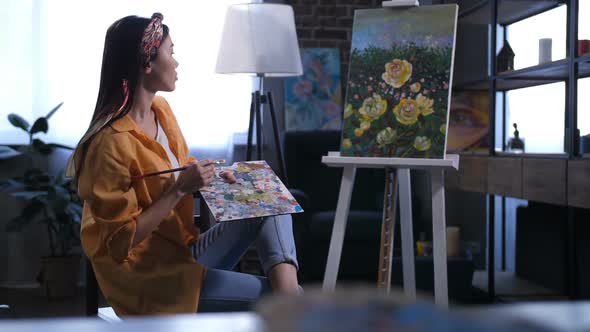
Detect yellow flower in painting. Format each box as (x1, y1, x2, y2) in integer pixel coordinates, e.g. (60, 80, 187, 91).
(410, 82, 421, 93)
(414, 136, 432, 151)
(354, 128, 364, 137)
(342, 138, 352, 149)
(382, 59, 412, 88)
(360, 120, 371, 131)
(416, 94, 434, 116)
(440, 124, 446, 134)
(392, 98, 420, 125)
(344, 104, 354, 119)
(376, 127, 397, 147)
(358, 93, 387, 122)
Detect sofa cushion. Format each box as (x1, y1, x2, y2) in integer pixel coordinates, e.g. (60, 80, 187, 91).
(309, 210, 383, 242)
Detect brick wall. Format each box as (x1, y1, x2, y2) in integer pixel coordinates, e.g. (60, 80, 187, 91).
(284, 0, 383, 90)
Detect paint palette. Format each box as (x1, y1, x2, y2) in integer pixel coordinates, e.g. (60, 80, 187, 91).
(199, 161, 303, 222)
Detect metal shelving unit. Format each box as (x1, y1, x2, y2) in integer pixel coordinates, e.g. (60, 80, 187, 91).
(495, 59, 569, 91)
(448, 0, 582, 302)
(458, 0, 564, 25)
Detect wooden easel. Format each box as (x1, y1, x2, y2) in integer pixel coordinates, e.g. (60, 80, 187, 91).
(378, 0, 422, 296)
(321, 0, 461, 307)
(321, 153, 459, 308)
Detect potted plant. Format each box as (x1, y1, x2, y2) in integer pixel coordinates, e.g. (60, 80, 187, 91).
(0, 103, 83, 298)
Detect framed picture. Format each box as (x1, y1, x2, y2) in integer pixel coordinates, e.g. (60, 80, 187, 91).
(447, 91, 490, 154)
(284, 48, 342, 131)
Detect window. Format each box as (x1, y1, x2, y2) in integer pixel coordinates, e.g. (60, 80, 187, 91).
(579, 78, 590, 154)
(580, 0, 590, 42)
(0, 0, 252, 152)
(496, 6, 568, 154)
(507, 6, 567, 70)
(578, 0, 590, 155)
(505, 83, 565, 154)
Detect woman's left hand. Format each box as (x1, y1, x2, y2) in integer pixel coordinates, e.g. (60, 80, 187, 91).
(219, 170, 237, 184)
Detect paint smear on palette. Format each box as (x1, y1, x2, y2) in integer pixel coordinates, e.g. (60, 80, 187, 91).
(199, 161, 303, 222)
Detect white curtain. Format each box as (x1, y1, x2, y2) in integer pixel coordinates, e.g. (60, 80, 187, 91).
(0, 0, 252, 160)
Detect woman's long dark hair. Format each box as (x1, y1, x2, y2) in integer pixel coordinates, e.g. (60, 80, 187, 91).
(67, 15, 169, 182)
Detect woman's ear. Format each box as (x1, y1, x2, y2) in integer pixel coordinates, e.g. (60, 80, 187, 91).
(144, 63, 153, 75)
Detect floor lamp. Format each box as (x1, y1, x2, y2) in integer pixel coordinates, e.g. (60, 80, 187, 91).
(216, 3, 303, 184)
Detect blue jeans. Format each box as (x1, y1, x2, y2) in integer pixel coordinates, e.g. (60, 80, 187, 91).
(195, 214, 298, 312)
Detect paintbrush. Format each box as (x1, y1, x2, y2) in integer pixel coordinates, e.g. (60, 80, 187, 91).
(131, 159, 226, 180)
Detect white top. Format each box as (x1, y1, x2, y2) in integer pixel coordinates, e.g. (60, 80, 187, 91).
(155, 120, 180, 179)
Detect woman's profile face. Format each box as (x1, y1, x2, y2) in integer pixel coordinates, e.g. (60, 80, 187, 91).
(145, 35, 179, 92)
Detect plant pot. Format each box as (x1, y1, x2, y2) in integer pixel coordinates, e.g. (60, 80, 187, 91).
(38, 255, 80, 299)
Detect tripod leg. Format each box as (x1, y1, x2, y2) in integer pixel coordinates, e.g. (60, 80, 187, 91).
(255, 91, 263, 160)
(246, 93, 255, 161)
(266, 92, 288, 185)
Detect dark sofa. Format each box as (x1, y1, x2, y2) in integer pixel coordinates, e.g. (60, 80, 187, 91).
(284, 130, 385, 282)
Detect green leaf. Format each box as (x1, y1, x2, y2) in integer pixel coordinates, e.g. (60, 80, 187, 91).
(45, 102, 63, 120)
(8, 114, 30, 132)
(66, 203, 83, 224)
(32, 139, 53, 155)
(0, 146, 22, 160)
(5, 215, 32, 232)
(11, 191, 46, 199)
(5, 199, 46, 231)
(23, 168, 51, 189)
(0, 178, 26, 192)
(30, 117, 49, 135)
(46, 143, 74, 150)
(24, 168, 45, 179)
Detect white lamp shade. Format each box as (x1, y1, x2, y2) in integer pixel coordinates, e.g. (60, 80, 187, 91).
(215, 4, 303, 77)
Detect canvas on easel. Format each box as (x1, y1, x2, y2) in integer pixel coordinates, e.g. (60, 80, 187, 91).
(340, 5, 458, 158)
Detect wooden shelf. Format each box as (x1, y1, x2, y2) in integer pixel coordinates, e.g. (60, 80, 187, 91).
(493, 152, 568, 159)
(458, 0, 563, 26)
(445, 155, 488, 193)
(445, 155, 580, 207)
(567, 160, 590, 209)
(522, 158, 567, 205)
(487, 157, 522, 198)
(495, 59, 569, 91)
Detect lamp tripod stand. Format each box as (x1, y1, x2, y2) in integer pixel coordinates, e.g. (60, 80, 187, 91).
(246, 89, 288, 186)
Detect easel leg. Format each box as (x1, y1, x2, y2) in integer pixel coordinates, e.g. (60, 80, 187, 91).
(378, 168, 397, 292)
(323, 166, 356, 292)
(398, 168, 416, 301)
(431, 169, 448, 308)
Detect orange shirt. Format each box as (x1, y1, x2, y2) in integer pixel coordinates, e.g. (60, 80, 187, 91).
(78, 96, 205, 315)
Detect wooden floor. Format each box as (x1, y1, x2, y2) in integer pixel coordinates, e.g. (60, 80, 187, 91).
(0, 286, 106, 318)
(472, 270, 567, 302)
(0, 271, 568, 318)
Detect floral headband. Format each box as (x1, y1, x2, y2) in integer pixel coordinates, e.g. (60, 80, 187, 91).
(142, 12, 164, 66)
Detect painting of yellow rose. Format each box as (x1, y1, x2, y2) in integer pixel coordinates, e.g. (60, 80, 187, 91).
(340, 5, 458, 158)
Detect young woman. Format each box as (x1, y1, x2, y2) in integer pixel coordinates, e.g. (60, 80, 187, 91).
(66, 13, 299, 316)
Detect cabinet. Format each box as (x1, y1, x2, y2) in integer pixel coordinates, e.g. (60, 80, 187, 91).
(440, 0, 587, 300)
